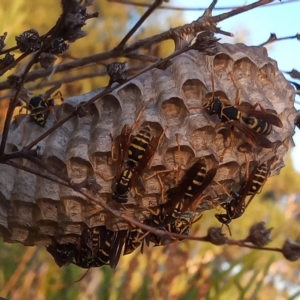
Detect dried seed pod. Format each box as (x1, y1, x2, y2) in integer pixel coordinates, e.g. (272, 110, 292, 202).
(15, 29, 42, 53)
(282, 239, 300, 262)
(245, 221, 272, 246)
(205, 227, 228, 245)
(0, 43, 297, 247)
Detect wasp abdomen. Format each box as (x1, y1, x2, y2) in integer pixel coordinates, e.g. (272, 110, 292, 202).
(247, 163, 268, 195)
(112, 169, 133, 203)
(242, 116, 272, 135)
(127, 125, 152, 169)
(183, 168, 207, 200)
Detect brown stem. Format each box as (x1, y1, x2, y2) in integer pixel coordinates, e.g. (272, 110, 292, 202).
(108, 0, 298, 10)
(259, 33, 300, 46)
(116, 0, 164, 50)
(213, 0, 274, 23)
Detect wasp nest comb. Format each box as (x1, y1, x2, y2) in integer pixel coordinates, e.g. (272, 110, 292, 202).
(0, 43, 297, 267)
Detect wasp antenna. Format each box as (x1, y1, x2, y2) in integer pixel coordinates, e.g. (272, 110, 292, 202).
(74, 268, 91, 282)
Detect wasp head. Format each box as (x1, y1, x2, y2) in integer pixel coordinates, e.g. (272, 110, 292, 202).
(29, 96, 48, 126)
(205, 97, 223, 116)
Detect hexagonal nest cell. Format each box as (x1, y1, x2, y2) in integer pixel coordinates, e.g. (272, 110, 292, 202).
(0, 43, 297, 268)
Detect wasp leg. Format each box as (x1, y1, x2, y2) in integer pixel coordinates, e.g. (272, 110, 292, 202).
(210, 72, 216, 96)
(144, 168, 174, 181)
(174, 133, 182, 186)
(229, 71, 242, 106)
(251, 102, 266, 112)
(147, 126, 167, 169)
(213, 180, 232, 198)
(133, 186, 144, 197)
(131, 97, 154, 132)
(191, 213, 203, 225)
(19, 121, 29, 146)
(110, 133, 118, 162)
(19, 105, 29, 114)
(223, 223, 232, 236)
(244, 151, 250, 181)
(94, 170, 114, 181)
(156, 171, 167, 204)
(217, 125, 235, 163)
(48, 106, 58, 123)
(189, 194, 206, 211)
(112, 124, 131, 176)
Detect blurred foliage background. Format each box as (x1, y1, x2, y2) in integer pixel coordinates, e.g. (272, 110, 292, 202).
(0, 0, 300, 299)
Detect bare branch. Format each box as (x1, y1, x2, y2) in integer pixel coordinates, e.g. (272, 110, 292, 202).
(259, 33, 300, 46)
(108, 0, 300, 11)
(115, 0, 164, 50)
(213, 0, 274, 23)
(285, 69, 300, 80)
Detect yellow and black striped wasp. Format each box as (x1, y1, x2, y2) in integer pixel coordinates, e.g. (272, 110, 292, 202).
(146, 213, 201, 247)
(78, 227, 128, 269)
(215, 161, 269, 228)
(46, 241, 77, 267)
(123, 214, 201, 255)
(111, 99, 165, 203)
(18, 84, 63, 127)
(190, 73, 283, 149)
(123, 227, 146, 255)
(148, 158, 217, 227)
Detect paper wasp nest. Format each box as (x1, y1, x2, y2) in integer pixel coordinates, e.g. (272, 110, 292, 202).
(0, 43, 297, 246)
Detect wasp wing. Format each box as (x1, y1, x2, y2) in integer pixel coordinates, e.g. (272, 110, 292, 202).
(238, 102, 283, 128)
(232, 120, 279, 149)
(110, 230, 127, 269)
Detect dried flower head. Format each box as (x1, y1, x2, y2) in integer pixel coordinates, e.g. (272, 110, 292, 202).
(245, 222, 272, 246)
(205, 227, 228, 245)
(0, 32, 7, 51)
(282, 239, 300, 262)
(107, 62, 129, 84)
(16, 29, 42, 53)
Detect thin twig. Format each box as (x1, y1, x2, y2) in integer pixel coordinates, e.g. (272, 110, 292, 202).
(5, 161, 69, 187)
(285, 69, 300, 80)
(116, 0, 164, 50)
(213, 0, 274, 23)
(259, 33, 300, 46)
(108, 0, 300, 11)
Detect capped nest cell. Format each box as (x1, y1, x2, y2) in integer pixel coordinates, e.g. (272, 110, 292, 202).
(0, 43, 297, 268)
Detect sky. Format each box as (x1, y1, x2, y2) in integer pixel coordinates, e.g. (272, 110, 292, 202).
(163, 0, 300, 172)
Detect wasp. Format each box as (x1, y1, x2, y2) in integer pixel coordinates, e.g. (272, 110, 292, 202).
(147, 216, 191, 246)
(215, 162, 269, 227)
(190, 73, 282, 149)
(112, 124, 164, 203)
(124, 215, 194, 255)
(78, 227, 127, 269)
(123, 227, 147, 255)
(148, 159, 217, 226)
(46, 242, 77, 267)
(202, 92, 282, 148)
(91, 228, 127, 269)
(147, 213, 202, 247)
(18, 84, 63, 126)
